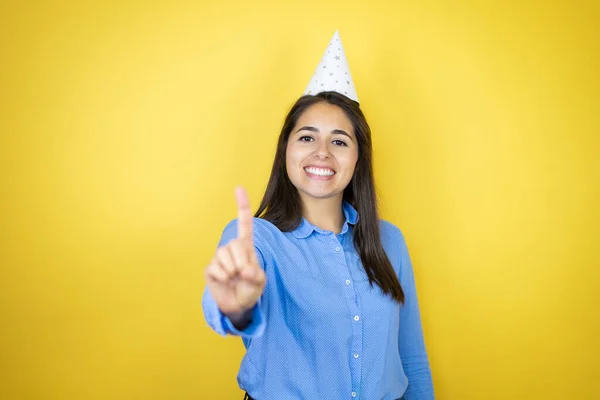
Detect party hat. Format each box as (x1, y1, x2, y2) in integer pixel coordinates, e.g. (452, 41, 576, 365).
(304, 30, 359, 103)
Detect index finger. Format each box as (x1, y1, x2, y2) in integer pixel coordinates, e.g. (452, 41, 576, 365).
(235, 186, 253, 242)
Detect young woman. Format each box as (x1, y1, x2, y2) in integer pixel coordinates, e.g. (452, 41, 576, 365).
(202, 90, 434, 399)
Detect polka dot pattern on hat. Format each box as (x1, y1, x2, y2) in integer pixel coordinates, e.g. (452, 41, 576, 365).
(304, 30, 359, 103)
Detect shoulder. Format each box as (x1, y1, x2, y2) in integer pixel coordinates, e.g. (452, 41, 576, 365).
(378, 219, 406, 244)
(378, 219, 411, 275)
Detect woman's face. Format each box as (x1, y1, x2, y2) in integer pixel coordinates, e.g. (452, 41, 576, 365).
(286, 102, 359, 204)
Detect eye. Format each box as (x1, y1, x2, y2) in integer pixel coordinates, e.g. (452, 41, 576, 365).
(299, 136, 314, 142)
(332, 139, 347, 146)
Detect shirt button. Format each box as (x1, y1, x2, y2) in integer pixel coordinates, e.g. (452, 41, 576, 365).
(352, 392, 357, 397)
(345, 279, 351, 285)
(335, 246, 341, 252)
(354, 353, 359, 358)
(354, 315, 360, 321)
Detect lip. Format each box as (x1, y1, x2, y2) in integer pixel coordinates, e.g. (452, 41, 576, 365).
(303, 165, 336, 180)
(304, 164, 336, 172)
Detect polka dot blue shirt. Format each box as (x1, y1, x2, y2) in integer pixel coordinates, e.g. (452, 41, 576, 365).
(202, 202, 434, 399)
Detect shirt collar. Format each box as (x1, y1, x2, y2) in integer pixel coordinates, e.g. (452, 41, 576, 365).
(292, 201, 359, 239)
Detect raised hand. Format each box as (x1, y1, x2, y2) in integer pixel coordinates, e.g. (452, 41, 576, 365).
(205, 187, 267, 319)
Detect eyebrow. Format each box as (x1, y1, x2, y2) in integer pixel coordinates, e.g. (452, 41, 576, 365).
(295, 126, 354, 141)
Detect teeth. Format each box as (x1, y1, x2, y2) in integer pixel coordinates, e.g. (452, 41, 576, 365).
(305, 167, 334, 176)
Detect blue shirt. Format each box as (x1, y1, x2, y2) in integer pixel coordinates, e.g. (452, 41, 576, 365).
(202, 202, 434, 400)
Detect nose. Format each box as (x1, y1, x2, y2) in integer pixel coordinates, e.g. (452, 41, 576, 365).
(313, 140, 330, 159)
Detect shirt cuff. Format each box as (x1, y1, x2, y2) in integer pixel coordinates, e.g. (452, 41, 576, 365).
(221, 302, 266, 338)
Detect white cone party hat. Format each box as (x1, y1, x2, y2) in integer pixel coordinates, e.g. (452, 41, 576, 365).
(304, 30, 359, 103)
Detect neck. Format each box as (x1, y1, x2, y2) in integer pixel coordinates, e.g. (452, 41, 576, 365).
(300, 194, 345, 234)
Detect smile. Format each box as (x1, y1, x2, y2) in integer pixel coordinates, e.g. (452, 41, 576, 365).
(304, 166, 335, 178)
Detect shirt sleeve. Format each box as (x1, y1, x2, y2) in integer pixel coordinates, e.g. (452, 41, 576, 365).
(397, 229, 435, 399)
(201, 218, 267, 339)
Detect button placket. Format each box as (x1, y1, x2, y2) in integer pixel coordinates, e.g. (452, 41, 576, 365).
(333, 233, 361, 400)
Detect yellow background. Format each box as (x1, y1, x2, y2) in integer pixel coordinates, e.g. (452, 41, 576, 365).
(1, 0, 598, 399)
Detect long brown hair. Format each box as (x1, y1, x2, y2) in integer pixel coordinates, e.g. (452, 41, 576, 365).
(255, 91, 404, 304)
